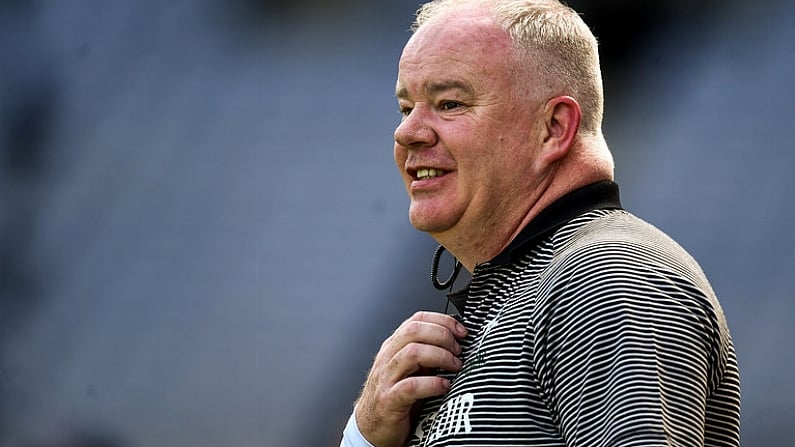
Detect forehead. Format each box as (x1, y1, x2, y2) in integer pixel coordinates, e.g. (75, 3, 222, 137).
(397, 11, 515, 96)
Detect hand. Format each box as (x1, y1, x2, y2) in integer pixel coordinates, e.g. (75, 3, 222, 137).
(355, 311, 467, 447)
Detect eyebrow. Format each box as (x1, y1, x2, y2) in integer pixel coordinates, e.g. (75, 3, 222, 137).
(395, 79, 475, 99)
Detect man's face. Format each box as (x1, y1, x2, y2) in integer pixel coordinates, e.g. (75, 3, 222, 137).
(394, 12, 546, 243)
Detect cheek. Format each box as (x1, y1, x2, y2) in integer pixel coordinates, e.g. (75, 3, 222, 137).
(394, 145, 409, 181)
(393, 144, 406, 166)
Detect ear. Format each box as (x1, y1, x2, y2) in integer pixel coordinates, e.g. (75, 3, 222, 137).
(540, 96, 581, 165)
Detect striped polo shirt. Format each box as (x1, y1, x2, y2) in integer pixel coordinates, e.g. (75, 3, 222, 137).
(408, 181, 741, 447)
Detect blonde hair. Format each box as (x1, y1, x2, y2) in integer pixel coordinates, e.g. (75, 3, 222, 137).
(412, 0, 604, 135)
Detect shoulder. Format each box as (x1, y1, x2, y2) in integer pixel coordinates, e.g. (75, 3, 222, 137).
(533, 209, 725, 341)
(545, 209, 711, 290)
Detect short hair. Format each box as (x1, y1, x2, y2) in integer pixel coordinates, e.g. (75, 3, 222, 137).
(411, 0, 604, 134)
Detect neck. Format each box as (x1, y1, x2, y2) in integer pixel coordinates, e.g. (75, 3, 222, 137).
(434, 144, 613, 272)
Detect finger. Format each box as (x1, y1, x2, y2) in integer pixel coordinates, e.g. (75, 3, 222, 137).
(374, 314, 465, 365)
(355, 375, 450, 446)
(396, 320, 463, 356)
(385, 342, 463, 382)
(407, 311, 467, 338)
(390, 375, 452, 407)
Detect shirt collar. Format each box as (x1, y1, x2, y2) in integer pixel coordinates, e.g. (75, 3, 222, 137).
(444, 181, 622, 316)
(488, 180, 622, 266)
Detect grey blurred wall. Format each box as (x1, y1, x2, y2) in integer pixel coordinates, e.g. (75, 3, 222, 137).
(0, 1, 792, 446)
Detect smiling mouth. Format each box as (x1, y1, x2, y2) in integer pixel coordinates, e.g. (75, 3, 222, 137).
(415, 168, 446, 180)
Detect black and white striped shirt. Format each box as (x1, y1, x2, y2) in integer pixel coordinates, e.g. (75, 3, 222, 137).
(408, 182, 741, 447)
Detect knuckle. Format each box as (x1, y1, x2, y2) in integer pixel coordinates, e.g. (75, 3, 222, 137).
(403, 320, 425, 338)
(375, 339, 394, 360)
(386, 353, 402, 372)
(421, 310, 438, 320)
(403, 342, 423, 360)
(397, 378, 418, 396)
(411, 310, 432, 321)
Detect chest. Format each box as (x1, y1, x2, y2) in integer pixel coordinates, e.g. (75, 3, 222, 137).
(407, 281, 564, 447)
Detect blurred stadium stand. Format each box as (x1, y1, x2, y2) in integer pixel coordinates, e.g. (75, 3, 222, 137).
(0, 0, 791, 446)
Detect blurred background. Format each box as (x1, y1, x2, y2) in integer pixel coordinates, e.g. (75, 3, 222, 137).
(0, 0, 792, 445)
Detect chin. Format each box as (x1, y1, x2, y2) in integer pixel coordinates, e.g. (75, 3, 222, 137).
(408, 206, 457, 234)
(409, 220, 441, 233)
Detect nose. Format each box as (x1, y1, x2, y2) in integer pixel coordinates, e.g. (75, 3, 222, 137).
(394, 105, 437, 149)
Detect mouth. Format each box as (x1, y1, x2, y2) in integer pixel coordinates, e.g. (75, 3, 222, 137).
(411, 167, 447, 181)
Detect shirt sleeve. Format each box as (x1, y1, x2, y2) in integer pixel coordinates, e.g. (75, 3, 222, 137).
(533, 242, 722, 447)
(340, 408, 376, 447)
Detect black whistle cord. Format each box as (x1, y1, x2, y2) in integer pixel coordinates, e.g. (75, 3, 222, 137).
(431, 245, 461, 292)
(431, 244, 462, 291)
(431, 244, 464, 317)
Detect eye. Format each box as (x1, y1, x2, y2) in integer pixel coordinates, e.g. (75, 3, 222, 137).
(399, 105, 413, 117)
(440, 101, 462, 111)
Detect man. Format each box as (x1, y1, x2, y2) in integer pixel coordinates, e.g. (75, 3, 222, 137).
(341, 0, 741, 446)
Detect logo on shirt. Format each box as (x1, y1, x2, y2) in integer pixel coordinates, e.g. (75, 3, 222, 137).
(414, 392, 475, 445)
(458, 307, 503, 378)
(412, 309, 504, 444)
